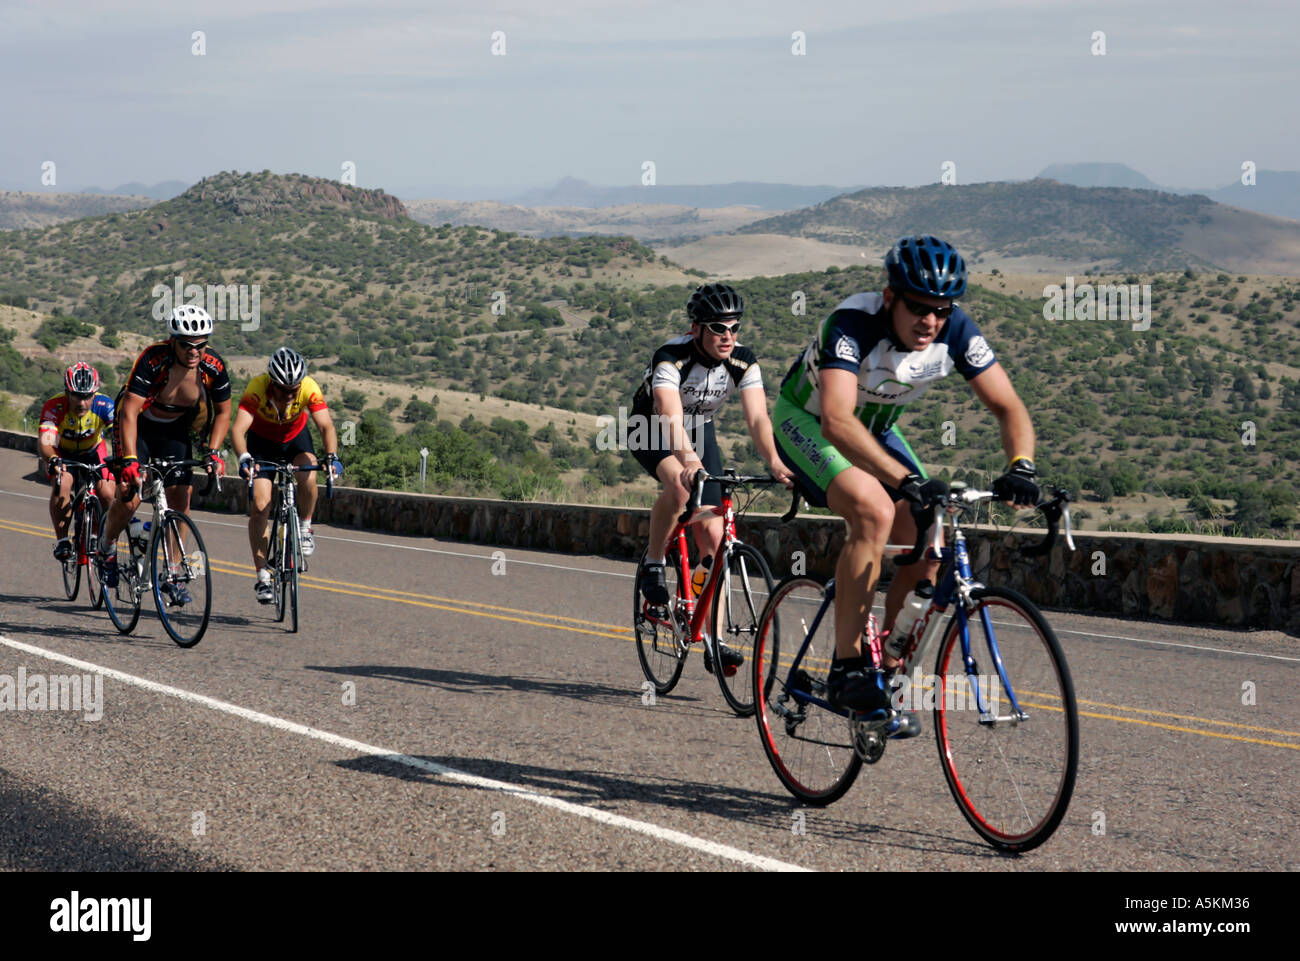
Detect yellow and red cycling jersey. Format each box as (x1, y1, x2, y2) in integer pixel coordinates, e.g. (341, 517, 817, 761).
(238, 374, 328, 443)
(39, 393, 115, 454)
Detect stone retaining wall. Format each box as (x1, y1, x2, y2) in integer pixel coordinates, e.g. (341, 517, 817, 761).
(3, 428, 1297, 632)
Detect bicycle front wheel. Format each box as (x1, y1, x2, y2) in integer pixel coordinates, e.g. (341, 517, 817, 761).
(712, 543, 775, 717)
(61, 503, 83, 601)
(933, 586, 1079, 853)
(84, 497, 106, 610)
(286, 511, 300, 634)
(100, 518, 141, 635)
(633, 547, 688, 695)
(151, 512, 212, 648)
(753, 576, 861, 805)
(270, 513, 288, 623)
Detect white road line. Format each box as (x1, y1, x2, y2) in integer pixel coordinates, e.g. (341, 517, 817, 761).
(0, 633, 809, 873)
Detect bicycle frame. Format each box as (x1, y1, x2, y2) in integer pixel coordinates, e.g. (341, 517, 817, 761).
(776, 492, 1058, 727)
(662, 491, 741, 645)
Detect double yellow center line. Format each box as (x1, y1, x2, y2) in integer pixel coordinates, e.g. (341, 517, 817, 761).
(2, 516, 1297, 751)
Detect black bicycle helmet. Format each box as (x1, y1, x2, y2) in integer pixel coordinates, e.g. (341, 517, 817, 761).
(686, 283, 744, 324)
(884, 235, 967, 299)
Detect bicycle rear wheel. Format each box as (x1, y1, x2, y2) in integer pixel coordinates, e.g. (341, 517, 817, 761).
(61, 498, 83, 601)
(151, 512, 212, 648)
(100, 518, 141, 635)
(933, 586, 1078, 853)
(633, 547, 688, 695)
(84, 497, 106, 610)
(753, 577, 861, 805)
(712, 543, 774, 717)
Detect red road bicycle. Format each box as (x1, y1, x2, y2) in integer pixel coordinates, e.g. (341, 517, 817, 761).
(633, 470, 783, 716)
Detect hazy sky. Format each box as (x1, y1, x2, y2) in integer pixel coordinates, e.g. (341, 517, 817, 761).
(2, 0, 1296, 196)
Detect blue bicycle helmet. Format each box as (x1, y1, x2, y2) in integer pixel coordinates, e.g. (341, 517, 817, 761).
(884, 235, 967, 299)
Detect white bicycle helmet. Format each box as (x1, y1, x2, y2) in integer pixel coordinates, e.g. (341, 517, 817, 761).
(169, 304, 214, 337)
(268, 346, 307, 388)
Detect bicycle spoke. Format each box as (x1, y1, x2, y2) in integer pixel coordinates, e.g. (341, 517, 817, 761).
(934, 587, 1078, 852)
(754, 577, 862, 805)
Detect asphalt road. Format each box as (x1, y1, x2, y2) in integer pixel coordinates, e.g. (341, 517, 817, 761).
(1, 447, 1296, 871)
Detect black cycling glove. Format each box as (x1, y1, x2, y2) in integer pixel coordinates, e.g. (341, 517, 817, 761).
(898, 474, 948, 512)
(992, 458, 1040, 507)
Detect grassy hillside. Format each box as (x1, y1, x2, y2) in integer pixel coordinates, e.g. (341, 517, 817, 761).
(2, 172, 1298, 536)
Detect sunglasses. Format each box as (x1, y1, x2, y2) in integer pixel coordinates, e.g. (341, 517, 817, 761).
(899, 296, 955, 320)
(68, 391, 95, 401)
(703, 320, 741, 336)
(177, 340, 209, 353)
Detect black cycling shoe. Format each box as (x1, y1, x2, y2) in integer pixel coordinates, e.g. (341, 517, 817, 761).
(827, 661, 892, 717)
(53, 538, 73, 561)
(640, 561, 669, 605)
(703, 641, 744, 676)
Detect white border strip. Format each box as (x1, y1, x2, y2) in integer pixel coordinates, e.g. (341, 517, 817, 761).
(0, 634, 808, 873)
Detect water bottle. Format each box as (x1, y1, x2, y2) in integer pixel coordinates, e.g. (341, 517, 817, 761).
(886, 579, 934, 660)
(691, 556, 712, 597)
(128, 517, 150, 554)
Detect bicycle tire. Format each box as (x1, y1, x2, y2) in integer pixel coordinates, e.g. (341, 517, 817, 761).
(270, 511, 287, 623)
(61, 492, 83, 602)
(712, 543, 774, 717)
(753, 576, 862, 805)
(287, 507, 300, 634)
(633, 547, 689, 695)
(151, 512, 212, 648)
(85, 496, 106, 610)
(100, 517, 141, 635)
(933, 586, 1079, 853)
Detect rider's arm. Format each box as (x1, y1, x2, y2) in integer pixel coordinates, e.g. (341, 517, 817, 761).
(738, 387, 793, 484)
(968, 363, 1035, 466)
(229, 407, 253, 459)
(205, 398, 232, 453)
(37, 430, 60, 463)
(309, 406, 339, 456)
(117, 392, 144, 460)
(818, 368, 912, 487)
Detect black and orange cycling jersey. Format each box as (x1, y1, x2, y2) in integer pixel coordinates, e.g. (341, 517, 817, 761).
(238, 373, 328, 443)
(39, 393, 115, 455)
(114, 341, 231, 451)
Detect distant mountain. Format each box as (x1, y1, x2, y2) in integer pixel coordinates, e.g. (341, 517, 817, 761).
(79, 180, 190, 201)
(1201, 171, 1300, 222)
(503, 178, 861, 211)
(0, 190, 156, 230)
(1037, 163, 1164, 190)
(736, 178, 1300, 275)
(1037, 163, 1300, 222)
(404, 198, 769, 242)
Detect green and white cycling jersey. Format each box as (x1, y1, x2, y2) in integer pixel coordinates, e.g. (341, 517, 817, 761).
(778, 291, 997, 432)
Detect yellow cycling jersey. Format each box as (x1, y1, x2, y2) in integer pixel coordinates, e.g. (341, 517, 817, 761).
(238, 374, 327, 443)
(39, 393, 115, 454)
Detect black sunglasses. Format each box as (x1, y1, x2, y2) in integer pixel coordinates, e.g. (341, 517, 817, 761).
(703, 320, 741, 336)
(177, 340, 209, 353)
(899, 296, 955, 319)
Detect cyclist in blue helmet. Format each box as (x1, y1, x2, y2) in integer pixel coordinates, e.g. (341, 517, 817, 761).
(773, 235, 1040, 731)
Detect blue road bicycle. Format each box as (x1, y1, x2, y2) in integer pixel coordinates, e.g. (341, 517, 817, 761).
(753, 484, 1079, 853)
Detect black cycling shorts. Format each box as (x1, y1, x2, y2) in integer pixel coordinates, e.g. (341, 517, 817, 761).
(630, 417, 724, 507)
(136, 415, 194, 486)
(246, 424, 316, 465)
